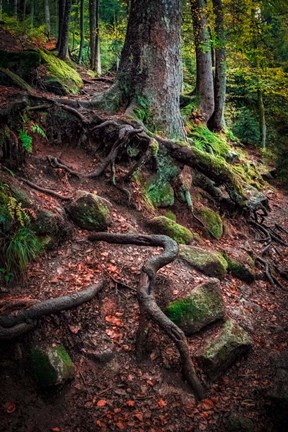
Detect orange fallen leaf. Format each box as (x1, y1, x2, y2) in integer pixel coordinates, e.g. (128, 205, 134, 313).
(4, 402, 16, 414)
(200, 399, 214, 411)
(116, 421, 126, 430)
(157, 399, 167, 408)
(50, 428, 61, 432)
(96, 399, 107, 407)
(134, 412, 143, 421)
(126, 400, 135, 407)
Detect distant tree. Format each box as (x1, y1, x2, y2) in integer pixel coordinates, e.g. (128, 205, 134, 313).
(78, 0, 84, 63)
(45, 0, 51, 36)
(89, 0, 101, 74)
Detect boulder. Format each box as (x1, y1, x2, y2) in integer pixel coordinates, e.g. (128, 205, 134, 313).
(148, 216, 194, 244)
(32, 208, 70, 246)
(31, 344, 74, 387)
(66, 191, 111, 231)
(267, 350, 288, 432)
(223, 253, 255, 284)
(179, 245, 228, 278)
(165, 278, 224, 334)
(0, 49, 83, 95)
(196, 318, 253, 380)
(196, 206, 223, 240)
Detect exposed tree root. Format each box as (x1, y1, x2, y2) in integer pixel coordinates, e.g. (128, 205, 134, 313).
(0, 280, 104, 339)
(88, 232, 205, 401)
(19, 176, 72, 201)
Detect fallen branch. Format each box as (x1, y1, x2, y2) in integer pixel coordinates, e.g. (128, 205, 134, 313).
(19, 176, 72, 201)
(88, 232, 205, 401)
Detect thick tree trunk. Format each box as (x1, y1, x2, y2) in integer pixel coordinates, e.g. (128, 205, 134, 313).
(207, 0, 226, 131)
(190, 0, 215, 122)
(58, 0, 71, 60)
(78, 0, 84, 63)
(107, 0, 184, 139)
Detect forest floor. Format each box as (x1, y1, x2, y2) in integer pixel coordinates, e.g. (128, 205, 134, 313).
(0, 58, 288, 431)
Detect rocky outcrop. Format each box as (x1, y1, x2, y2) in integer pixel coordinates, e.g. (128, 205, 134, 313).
(196, 318, 253, 380)
(165, 278, 224, 334)
(179, 245, 228, 278)
(148, 215, 194, 244)
(66, 191, 111, 231)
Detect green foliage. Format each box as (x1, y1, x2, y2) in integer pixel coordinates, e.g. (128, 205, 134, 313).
(18, 129, 33, 153)
(0, 182, 43, 282)
(231, 107, 260, 146)
(188, 124, 231, 157)
(31, 124, 47, 139)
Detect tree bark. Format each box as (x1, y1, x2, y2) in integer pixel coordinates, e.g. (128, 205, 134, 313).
(207, 0, 226, 131)
(56, 0, 65, 51)
(258, 89, 266, 149)
(96, 0, 184, 139)
(89, 0, 101, 74)
(58, 0, 72, 60)
(45, 0, 51, 37)
(190, 0, 215, 122)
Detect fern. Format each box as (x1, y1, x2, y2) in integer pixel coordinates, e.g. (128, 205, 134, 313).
(18, 129, 33, 152)
(6, 227, 43, 273)
(31, 123, 47, 139)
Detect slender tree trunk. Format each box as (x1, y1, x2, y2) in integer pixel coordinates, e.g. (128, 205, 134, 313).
(56, 0, 65, 50)
(207, 0, 226, 131)
(190, 0, 214, 122)
(45, 0, 51, 36)
(58, 0, 71, 60)
(95, 0, 101, 75)
(89, 0, 96, 70)
(0, 0, 2, 19)
(78, 0, 84, 63)
(258, 89, 266, 148)
(110, 0, 184, 139)
(30, 0, 34, 27)
(14, 0, 17, 18)
(22, 0, 27, 20)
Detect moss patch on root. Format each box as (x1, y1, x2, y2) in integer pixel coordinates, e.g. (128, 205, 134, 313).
(148, 216, 194, 244)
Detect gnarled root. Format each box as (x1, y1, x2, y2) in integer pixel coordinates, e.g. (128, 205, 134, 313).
(88, 232, 205, 401)
(0, 280, 104, 340)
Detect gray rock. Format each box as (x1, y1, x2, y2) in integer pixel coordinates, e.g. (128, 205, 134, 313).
(179, 245, 228, 278)
(196, 318, 253, 380)
(66, 191, 111, 231)
(165, 278, 225, 335)
(31, 344, 74, 387)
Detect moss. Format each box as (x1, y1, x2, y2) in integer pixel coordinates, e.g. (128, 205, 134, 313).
(163, 211, 177, 221)
(67, 193, 110, 231)
(148, 216, 194, 244)
(39, 50, 83, 95)
(146, 182, 174, 208)
(31, 347, 58, 387)
(197, 207, 223, 240)
(188, 124, 231, 158)
(221, 252, 255, 283)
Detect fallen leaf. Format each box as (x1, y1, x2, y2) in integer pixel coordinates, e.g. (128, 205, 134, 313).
(68, 324, 81, 334)
(157, 399, 167, 408)
(200, 399, 214, 411)
(50, 428, 61, 432)
(126, 400, 135, 407)
(4, 402, 16, 414)
(134, 412, 143, 421)
(96, 399, 107, 407)
(116, 421, 126, 430)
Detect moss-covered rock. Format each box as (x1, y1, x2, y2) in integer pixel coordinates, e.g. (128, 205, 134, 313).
(66, 191, 111, 231)
(196, 318, 253, 380)
(39, 50, 83, 95)
(179, 245, 228, 278)
(196, 206, 223, 240)
(148, 216, 194, 244)
(32, 208, 70, 247)
(31, 344, 74, 387)
(165, 278, 224, 334)
(0, 49, 83, 95)
(222, 252, 255, 284)
(146, 181, 175, 208)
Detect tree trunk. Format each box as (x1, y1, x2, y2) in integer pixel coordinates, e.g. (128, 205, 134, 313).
(207, 0, 226, 131)
(258, 89, 266, 149)
(30, 0, 34, 27)
(14, 0, 17, 18)
(58, 0, 71, 60)
(95, 0, 101, 76)
(45, 0, 51, 37)
(190, 0, 215, 122)
(78, 0, 84, 63)
(109, 0, 184, 139)
(56, 0, 65, 51)
(0, 0, 2, 19)
(89, 0, 101, 74)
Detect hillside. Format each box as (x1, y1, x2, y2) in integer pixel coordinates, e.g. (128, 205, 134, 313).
(0, 28, 288, 432)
